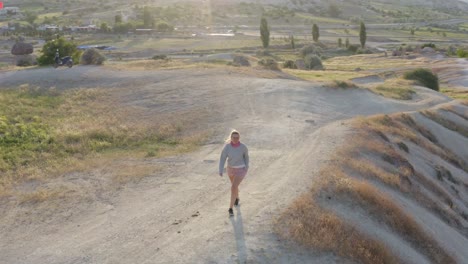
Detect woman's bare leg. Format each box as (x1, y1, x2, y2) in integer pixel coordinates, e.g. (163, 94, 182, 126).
(230, 175, 245, 208)
(228, 175, 239, 196)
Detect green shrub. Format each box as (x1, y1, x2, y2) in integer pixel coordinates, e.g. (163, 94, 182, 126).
(73, 48, 83, 64)
(37, 37, 80, 66)
(347, 44, 360, 53)
(421, 43, 436, 49)
(356, 48, 372, 54)
(258, 58, 280, 71)
(80, 48, 105, 65)
(232, 55, 250, 66)
(330, 80, 357, 89)
(0, 89, 61, 171)
(403, 68, 439, 91)
(152, 54, 168, 60)
(283, 60, 297, 69)
(299, 44, 322, 58)
(304, 54, 323, 70)
(456, 48, 468, 58)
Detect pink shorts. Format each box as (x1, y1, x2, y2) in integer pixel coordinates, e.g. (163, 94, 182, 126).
(227, 167, 247, 178)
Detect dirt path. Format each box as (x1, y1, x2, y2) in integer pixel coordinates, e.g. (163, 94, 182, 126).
(0, 66, 451, 263)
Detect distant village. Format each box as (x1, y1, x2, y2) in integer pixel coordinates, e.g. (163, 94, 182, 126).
(0, 6, 98, 34)
(0, 5, 234, 37)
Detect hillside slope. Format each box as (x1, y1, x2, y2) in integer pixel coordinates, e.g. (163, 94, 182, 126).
(277, 100, 468, 263)
(0, 65, 452, 263)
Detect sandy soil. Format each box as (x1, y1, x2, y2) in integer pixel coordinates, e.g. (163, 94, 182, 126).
(0, 65, 453, 263)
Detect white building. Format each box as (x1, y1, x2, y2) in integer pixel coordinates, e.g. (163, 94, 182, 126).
(37, 24, 60, 31)
(0, 7, 20, 16)
(69, 25, 97, 32)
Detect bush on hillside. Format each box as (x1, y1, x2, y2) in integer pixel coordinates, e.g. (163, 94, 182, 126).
(403, 68, 439, 91)
(330, 80, 357, 89)
(347, 44, 360, 53)
(304, 54, 323, 70)
(80, 48, 105, 65)
(299, 44, 322, 58)
(282, 60, 297, 69)
(356, 48, 373, 54)
(232, 55, 250, 66)
(258, 58, 280, 71)
(421, 43, 436, 49)
(37, 37, 81, 65)
(457, 48, 468, 58)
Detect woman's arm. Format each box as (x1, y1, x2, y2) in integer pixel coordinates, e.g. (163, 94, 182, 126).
(219, 145, 228, 175)
(244, 146, 249, 170)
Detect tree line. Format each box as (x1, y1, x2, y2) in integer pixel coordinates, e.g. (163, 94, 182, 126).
(260, 18, 367, 49)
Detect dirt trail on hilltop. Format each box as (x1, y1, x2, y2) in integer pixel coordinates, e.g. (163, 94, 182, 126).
(0, 65, 451, 263)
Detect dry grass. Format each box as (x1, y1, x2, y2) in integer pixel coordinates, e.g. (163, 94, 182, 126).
(369, 78, 416, 100)
(421, 110, 468, 137)
(105, 59, 224, 71)
(323, 54, 430, 71)
(19, 187, 68, 204)
(112, 163, 162, 184)
(0, 86, 210, 200)
(337, 133, 459, 228)
(276, 163, 456, 263)
(350, 116, 465, 220)
(104, 59, 287, 79)
(357, 114, 467, 172)
(276, 108, 465, 263)
(283, 69, 367, 83)
(275, 194, 400, 264)
(332, 177, 456, 264)
(324, 80, 358, 89)
(440, 88, 468, 100)
(344, 157, 401, 188)
(442, 105, 468, 121)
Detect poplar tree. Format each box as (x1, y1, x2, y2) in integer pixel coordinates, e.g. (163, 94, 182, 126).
(312, 24, 319, 42)
(260, 17, 270, 48)
(360, 21, 367, 48)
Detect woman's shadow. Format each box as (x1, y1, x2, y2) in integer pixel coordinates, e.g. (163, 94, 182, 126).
(230, 206, 248, 263)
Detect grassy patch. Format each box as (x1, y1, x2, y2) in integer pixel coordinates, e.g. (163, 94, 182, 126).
(76, 35, 285, 52)
(106, 59, 190, 71)
(370, 78, 415, 100)
(19, 186, 67, 204)
(422, 110, 468, 137)
(323, 54, 429, 71)
(325, 80, 358, 89)
(275, 193, 399, 264)
(283, 69, 366, 83)
(333, 177, 455, 264)
(440, 88, 468, 100)
(0, 86, 206, 197)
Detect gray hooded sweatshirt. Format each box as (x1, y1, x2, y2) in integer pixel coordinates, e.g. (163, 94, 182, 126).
(219, 143, 249, 174)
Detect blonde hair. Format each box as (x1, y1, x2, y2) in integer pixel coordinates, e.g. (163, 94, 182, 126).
(225, 129, 240, 143)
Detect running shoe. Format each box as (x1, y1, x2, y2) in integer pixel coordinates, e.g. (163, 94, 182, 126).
(234, 198, 239, 207)
(228, 208, 234, 217)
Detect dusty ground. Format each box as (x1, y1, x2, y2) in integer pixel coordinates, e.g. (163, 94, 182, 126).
(0, 64, 455, 263)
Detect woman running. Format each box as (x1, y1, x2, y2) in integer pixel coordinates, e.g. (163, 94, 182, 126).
(219, 130, 249, 217)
